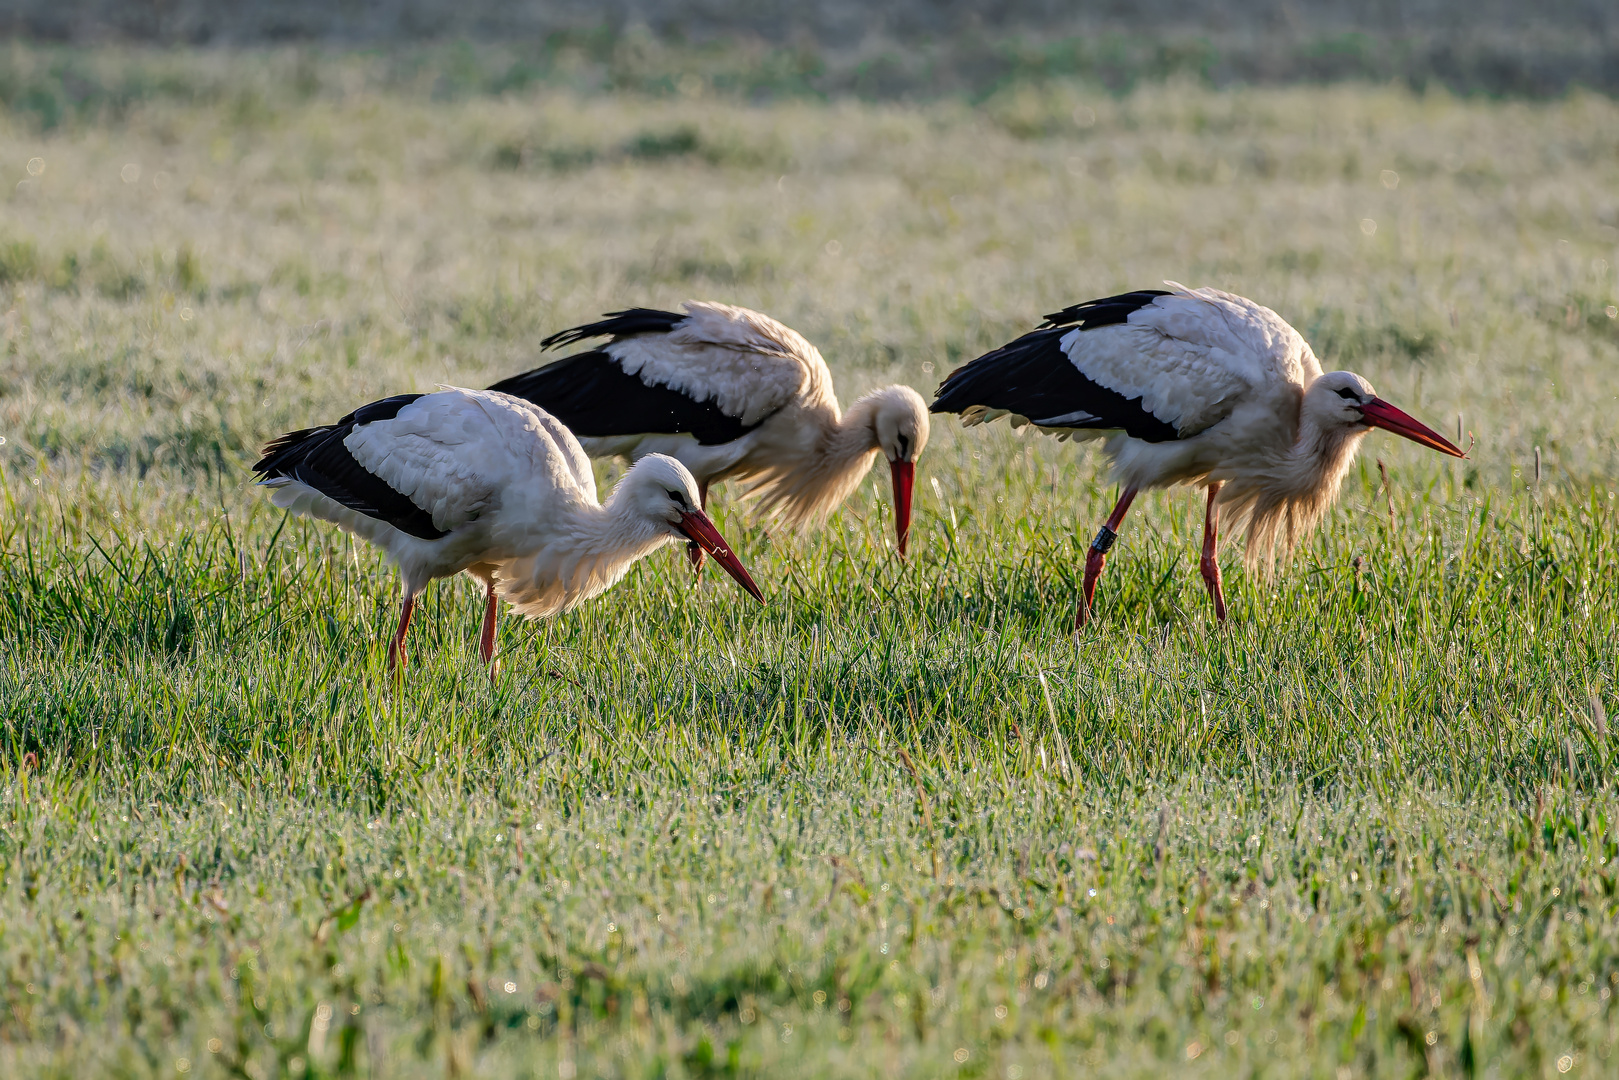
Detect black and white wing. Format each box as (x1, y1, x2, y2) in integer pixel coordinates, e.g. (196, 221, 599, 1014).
(488, 301, 816, 446)
(930, 284, 1321, 442)
(254, 394, 450, 538)
(253, 389, 559, 540)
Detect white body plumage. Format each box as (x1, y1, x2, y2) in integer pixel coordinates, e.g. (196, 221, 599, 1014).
(933, 283, 1464, 622)
(490, 302, 930, 554)
(255, 387, 762, 670)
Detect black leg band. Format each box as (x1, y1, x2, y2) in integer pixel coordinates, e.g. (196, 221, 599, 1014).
(1091, 525, 1118, 554)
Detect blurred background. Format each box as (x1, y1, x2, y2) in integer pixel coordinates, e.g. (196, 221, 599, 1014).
(0, 2, 1615, 512)
(2, 13, 1617, 1076)
(3, 0, 1618, 96)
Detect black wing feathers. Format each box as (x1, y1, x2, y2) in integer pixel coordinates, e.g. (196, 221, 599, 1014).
(252, 393, 449, 540)
(486, 350, 755, 446)
(538, 308, 688, 352)
(930, 290, 1182, 443)
(1038, 289, 1170, 330)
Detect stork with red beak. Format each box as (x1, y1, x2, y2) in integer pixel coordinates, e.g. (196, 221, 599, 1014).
(253, 387, 764, 672)
(930, 284, 1465, 625)
(487, 302, 930, 563)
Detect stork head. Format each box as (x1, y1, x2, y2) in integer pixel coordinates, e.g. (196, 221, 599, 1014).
(620, 455, 764, 602)
(862, 385, 931, 557)
(1306, 372, 1464, 457)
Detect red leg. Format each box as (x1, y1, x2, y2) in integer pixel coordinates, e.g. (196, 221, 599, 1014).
(478, 580, 500, 669)
(1077, 486, 1139, 628)
(387, 592, 416, 674)
(1200, 482, 1227, 624)
(686, 480, 710, 574)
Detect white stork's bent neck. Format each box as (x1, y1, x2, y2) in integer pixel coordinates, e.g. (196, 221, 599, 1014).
(574, 494, 671, 563)
(1283, 411, 1366, 510)
(1219, 407, 1367, 572)
(744, 390, 885, 532)
(494, 486, 673, 619)
(1217, 403, 1366, 573)
(822, 390, 888, 473)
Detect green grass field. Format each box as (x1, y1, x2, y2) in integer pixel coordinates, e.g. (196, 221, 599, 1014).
(2, 47, 1619, 1078)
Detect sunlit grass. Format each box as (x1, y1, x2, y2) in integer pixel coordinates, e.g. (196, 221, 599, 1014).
(1, 48, 1618, 1077)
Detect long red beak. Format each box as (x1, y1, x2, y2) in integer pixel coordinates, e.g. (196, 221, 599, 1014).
(1360, 398, 1466, 458)
(677, 511, 765, 603)
(889, 458, 915, 557)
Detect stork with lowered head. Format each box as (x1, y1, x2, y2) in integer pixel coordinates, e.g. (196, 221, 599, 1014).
(930, 284, 1465, 625)
(254, 387, 764, 673)
(487, 302, 930, 565)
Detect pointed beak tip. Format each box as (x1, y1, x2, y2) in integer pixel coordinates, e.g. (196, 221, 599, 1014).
(1363, 398, 1467, 459)
(890, 458, 915, 561)
(679, 510, 766, 605)
(1432, 435, 1468, 459)
(727, 563, 765, 605)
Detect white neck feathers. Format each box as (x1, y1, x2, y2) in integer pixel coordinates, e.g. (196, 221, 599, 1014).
(1219, 410, 1367, 572)
(493, 486, 673, 618)
(742, 391, 882, 531)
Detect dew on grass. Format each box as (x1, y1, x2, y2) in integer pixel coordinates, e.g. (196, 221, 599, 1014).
(6, 62, 1616, 1080)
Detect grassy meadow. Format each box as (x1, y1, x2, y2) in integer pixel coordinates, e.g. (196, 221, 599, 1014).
(2, 46, 1619, 1078)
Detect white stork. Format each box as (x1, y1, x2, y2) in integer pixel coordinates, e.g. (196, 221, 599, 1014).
(930, 283, 1465, 625)
(252, 387, 764, 672)
(486, 301, 930, 564)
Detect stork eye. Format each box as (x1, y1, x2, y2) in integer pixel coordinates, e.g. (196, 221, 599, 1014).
(1334, 387, 1361, 401)
(896, 434, 910, 457)
(667, 489, 685, 505)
